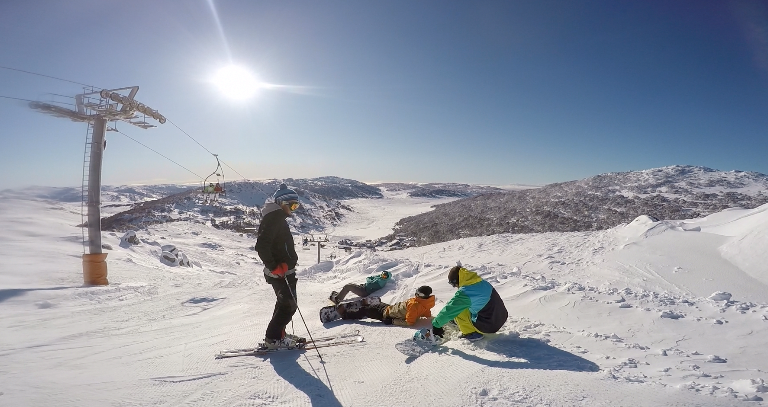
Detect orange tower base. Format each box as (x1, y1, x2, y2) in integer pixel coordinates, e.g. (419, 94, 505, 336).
(82, 253, 109, 286)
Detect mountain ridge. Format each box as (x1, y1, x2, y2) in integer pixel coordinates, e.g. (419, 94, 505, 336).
(389, 165, 768, 246)
(8, 166, 766, 245)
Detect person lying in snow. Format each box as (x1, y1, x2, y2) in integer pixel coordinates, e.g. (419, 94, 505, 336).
(430, 266, 508, 342)
(328, 270, 392, 304)
(338, 285, 435, 326)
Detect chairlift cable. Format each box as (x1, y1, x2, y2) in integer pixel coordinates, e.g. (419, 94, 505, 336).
(0, 95, 36, 103)
(114, 129, 204, 180)
(166, 117, 216, 156)
(219, 158, 247, 180)
(0, 65, 101, 89)
(1, 67, 247, 183)
(1, 94, 78, 107)
(1, 65, 253, 187)
(165, 117, 249, 181)
(164, 116, 277, 201)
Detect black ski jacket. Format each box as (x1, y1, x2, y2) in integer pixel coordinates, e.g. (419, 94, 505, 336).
(256, 203, 298, 272)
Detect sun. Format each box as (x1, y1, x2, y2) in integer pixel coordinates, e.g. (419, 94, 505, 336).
(212, 65, 261, 100)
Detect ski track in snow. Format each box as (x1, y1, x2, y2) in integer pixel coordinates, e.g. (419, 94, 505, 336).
(1, 191, 766, 406)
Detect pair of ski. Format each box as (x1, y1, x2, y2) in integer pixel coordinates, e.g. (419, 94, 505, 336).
(215, 331, 364, 359)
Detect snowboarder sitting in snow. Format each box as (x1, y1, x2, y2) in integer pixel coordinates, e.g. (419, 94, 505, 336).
(338, 285, 435, 326)
(430, 265, 508, 342)
(255, 184, 304, 349)
(329, 270, 392, 304)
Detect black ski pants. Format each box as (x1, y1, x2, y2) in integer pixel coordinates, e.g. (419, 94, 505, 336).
(343, 302, 389, 321)
(265, 273, 298, 340)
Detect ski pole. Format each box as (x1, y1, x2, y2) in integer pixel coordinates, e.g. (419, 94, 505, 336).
(284, 275, 325, 362)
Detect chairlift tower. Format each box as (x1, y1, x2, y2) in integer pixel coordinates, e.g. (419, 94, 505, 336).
(307, 234, 329, 264)
(30, 86, 165, 285)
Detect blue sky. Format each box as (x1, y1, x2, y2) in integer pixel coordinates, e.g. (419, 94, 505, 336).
(1, 0, 767, 189)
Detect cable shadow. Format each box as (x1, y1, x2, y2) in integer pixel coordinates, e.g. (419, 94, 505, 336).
(267, 351, 343, 407)
(0, 286, 77, 303)
(432, 336, 600, 372)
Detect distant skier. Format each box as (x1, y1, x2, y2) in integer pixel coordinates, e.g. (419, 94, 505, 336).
(430, 266, 508, 342)
(338, 285, 435, 326)
(329, 270, 392, 304)
(255, 184, 303, 349)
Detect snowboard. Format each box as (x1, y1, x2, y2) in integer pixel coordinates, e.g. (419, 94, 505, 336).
(394, 323, 469, 357)
(395, 328, 445, 357)
(320, 296, 381, 323)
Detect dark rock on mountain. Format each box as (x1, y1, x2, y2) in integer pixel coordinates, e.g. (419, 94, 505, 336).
(389, 166, 768, 246)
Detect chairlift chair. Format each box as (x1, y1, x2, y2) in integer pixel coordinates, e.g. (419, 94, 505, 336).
(201, 154, 226, 204)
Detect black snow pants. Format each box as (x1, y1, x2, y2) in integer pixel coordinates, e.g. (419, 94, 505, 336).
(265, 273, 298, 340)
(342, 302, 389, 321)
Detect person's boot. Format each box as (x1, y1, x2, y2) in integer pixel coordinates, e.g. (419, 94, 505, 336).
(283, 332, 306, 344)
(261, 337, 302, 350)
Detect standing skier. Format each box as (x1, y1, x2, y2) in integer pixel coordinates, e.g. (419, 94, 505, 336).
(256, 184, 303, 349)
(430, 266, 508, 341)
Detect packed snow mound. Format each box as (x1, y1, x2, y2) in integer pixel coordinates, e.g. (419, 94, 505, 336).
(717, 203, 768, 286)
(708, 291, 733, 301)
(617, 215, 676, 245)
(732, 378, 768, 394)
(623, 215, 660, 234)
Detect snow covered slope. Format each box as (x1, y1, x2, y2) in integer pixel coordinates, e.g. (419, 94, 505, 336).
(1, 187, 766, 406)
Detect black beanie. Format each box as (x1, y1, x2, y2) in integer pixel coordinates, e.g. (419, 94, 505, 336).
(448, 266, 461, 284)
(416, 286, 432, 298)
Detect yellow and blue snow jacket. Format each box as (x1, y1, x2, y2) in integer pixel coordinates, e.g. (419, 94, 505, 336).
(432, 267, 508, 334)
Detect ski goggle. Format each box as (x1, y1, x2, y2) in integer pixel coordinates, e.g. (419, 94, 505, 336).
(285, 201, 300, 211)
(449, 278, 459, 288)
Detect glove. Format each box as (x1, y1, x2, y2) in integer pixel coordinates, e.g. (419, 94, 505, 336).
(271, 263, 289, 278)
(432, 325, 445, 338)
(382, 317, 393, 325)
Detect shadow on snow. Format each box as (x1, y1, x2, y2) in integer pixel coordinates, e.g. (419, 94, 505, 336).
(323, 318, 598, 373)
(0, 286, 77, 303)
(266, 351, 344, 407)
(407, 336, 600, 373)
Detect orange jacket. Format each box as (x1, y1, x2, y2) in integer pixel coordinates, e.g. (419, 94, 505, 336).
(385, 295, 436, 326)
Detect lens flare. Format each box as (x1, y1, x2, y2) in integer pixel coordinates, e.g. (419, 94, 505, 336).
(212, 65, 260, 100)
